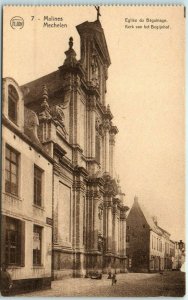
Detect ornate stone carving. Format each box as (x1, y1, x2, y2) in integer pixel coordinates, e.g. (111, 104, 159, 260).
(98, 205, 103, 220)
(63, 37, 78, 66)
(38, 85, 52, 121)
(51, 105, 65, 122)
(103, 119, 111, 131)
(50, 105, 68, 137)
(91, 50, 99, 88)
(95, 118, 100, 131)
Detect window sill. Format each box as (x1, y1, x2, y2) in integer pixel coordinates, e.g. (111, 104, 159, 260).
(32, 265, 44, 269)
(33, 204, 45, 211)
(3, 192, 22, 201)
(7, 265, 23, 269)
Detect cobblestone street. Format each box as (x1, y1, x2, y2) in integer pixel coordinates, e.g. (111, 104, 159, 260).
(20, 271, 185, 297)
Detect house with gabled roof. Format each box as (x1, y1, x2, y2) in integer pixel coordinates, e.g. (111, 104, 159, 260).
(126, 196, 174, 272)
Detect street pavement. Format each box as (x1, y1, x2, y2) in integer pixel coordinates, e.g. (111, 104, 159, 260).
(20, 271, 185, 297)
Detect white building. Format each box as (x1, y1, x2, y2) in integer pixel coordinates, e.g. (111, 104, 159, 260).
(1, 78, 54, 294)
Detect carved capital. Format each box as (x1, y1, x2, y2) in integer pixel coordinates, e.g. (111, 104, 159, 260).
(104, 200, 112, 208)
(103, 119, 111, 131)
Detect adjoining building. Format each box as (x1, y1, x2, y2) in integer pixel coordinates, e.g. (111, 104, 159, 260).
(5, 17, 129, 279)
(1, 78, 54, 294)
(126, 196, 176, 273)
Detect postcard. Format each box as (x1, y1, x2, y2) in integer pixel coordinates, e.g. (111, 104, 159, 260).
(1, 5, 185, 297)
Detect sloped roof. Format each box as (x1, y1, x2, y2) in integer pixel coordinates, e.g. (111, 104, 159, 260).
(133, 198, 169, 236)
(21, 71, 60, 106)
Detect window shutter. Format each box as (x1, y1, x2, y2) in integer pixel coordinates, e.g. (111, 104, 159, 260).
(1, 215, 6, 265)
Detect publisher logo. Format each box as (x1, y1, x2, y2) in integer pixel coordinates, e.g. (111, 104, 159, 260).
(10, 16, 24, 29)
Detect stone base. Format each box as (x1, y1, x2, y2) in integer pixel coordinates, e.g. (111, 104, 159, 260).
(3, 277, 51, 296)
(53, 249, 128, 279)
(103, 255, 128, 274)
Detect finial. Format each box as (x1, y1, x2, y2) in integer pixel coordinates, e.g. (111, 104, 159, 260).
(69, 37, 73, 49)
(42, 84, 48, 101)
(95, 6, 101, 21)
(41, 84, 49, 110)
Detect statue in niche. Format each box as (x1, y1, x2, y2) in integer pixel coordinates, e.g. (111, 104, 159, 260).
(91, 50, 99, 87)
(98, 207, 103, 220)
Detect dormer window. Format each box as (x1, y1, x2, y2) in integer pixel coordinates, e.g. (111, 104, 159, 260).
(8, 85, 19, 124)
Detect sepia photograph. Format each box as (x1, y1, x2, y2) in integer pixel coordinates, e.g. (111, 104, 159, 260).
(1, 5, 185, 297)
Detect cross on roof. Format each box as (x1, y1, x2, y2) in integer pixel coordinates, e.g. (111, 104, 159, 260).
(95, 6, 101, 20)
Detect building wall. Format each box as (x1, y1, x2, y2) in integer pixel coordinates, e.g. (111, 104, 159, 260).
(126, 201, 150, 272)
(2, 125, 53, 290)
(149, 231, 164, 271)
(1, 78, 53, 293)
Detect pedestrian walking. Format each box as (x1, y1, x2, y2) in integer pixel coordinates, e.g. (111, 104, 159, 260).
(112, 273, 117, 286)
(0, 263, 13, 296)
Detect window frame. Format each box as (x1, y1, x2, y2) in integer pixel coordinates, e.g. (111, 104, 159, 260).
(5, 145, 19, 196)
(34, 165, 43, 207)
(33, 225, 42, 266)
(5, 217, 24, 266)
(8, 84, 19, 124)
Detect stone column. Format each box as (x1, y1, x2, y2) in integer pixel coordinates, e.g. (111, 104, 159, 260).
(93, 192, 101, 251)
(89, 96, 96, 158)
(109, 135, 114, 177)
(86, 189, 94, 250)
(112, 202, 118, 254)
(106, 200, 112, 253)
(120, 207, 127, 256)
(103, 119, 110, 173)
(109, 126, 118, 178)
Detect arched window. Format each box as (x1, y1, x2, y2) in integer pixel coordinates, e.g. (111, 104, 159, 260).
(8, 85, 19, 124)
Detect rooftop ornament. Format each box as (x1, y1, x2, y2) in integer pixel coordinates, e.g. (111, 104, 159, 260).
(95, 6, 101, 21)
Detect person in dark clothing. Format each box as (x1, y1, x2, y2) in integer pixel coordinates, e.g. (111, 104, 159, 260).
(0, 264, 13, 296)
(112, 273, 117, 285)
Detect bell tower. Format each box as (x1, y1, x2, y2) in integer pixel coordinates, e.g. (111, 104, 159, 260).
(76, 13, 111, 105)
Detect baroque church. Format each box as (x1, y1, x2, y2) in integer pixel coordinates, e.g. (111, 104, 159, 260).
(23, 15, 129, 278)
(2, 13, 129, 282)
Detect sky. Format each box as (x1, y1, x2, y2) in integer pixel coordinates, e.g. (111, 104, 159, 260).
(3, 5, 185, 241)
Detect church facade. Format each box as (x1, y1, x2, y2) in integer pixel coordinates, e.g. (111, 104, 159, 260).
(22, 20, 128, 278)
(19, 17, 129, 278)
